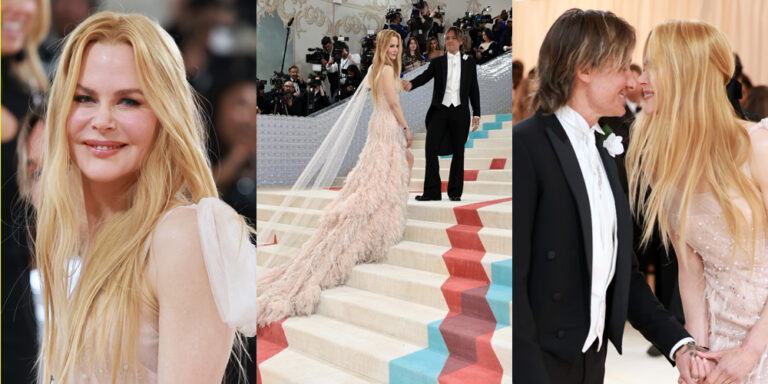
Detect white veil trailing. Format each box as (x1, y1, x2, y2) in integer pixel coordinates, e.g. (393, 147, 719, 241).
(256, 72, 372, 267)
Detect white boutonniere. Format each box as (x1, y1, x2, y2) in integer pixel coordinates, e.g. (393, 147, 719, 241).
(599, 124, 624, 157)
(462, 54, 468, 61)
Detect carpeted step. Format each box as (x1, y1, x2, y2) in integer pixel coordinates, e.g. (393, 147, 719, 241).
(281, 314, 422, 382)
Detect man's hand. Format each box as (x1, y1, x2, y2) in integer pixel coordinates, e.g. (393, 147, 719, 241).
(401, 80, 412, 91)
(471, 116, 481, 131)
(675, 345, 716, 384)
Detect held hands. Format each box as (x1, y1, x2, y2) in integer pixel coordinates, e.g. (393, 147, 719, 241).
(401, 80, 412, 92)
(697, 346, 762, 384)
(471, 116, 481, 131)
(675, 345, 710, 384)
(674, 344, 762, 384)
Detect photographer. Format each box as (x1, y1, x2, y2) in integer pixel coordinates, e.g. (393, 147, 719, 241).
(272, 81, 305, 116)
(408, 1, 434, 54)
(288, 65, 307, 97)
(320, 36, 340, 99)
(306, 72, 331, 114)
(384, 9, 408, 41)
(326, 42, 360, 99)
(256, 80, 270, 114)
(340, 65, 362, 101)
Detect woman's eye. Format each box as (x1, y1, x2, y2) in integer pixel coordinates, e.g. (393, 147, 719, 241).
(73, 94, 94, 103)
(119, 98, 141, 107)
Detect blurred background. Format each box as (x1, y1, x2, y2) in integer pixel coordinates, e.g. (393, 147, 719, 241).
(1, 0, 256, 382)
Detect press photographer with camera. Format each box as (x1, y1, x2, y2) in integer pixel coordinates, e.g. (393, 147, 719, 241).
(318, 36, 341, 99)
(384, 9, 408, 42)
(326, 42, 360, 100)
(340, 65, 362, 101)
(305, 72, 330, 114)
(272, 80, 305, 116)
(408, 1, 435, 54)
(256, 79, 270, 114)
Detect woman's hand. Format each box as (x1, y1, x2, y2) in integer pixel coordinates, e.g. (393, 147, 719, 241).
(699, 346, 762, 384)
(404, 127, 413, 148)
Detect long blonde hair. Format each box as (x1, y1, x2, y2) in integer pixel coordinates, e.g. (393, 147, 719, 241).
(627, 20, 766, 263)
(37, 12, 224, 382)
(369, 29, 402, 104)
(9, 0, 50, 91)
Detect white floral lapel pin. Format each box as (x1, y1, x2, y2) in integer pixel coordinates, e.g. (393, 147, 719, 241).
(462, 54, 469, 61)
(599, 124, 624, 157)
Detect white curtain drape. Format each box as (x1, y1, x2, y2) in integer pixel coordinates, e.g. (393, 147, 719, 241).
(513, 0, 768, 85)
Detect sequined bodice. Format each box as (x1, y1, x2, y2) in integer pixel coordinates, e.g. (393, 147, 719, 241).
(669, 119, 768, 383)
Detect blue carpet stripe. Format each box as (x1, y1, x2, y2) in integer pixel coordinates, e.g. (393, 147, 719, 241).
(389, 319, 448, 383)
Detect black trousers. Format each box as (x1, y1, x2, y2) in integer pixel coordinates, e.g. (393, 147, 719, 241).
(542, 341, 608, 384)
(423, 104, 470, 198)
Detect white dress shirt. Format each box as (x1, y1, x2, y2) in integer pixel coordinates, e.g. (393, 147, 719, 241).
(441, 51, 462, 107)
(555, 105, 618, 353)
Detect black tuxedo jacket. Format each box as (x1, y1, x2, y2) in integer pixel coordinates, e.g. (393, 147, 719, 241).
(410, 53, 481, 127)
(513, 110, 690, 384)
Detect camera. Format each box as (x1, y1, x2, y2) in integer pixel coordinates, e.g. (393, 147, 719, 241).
(433, 5, 445, 18)
(306, 47, 329, 65)
(360, 33, 376, 74)
(269, 71, 290, 90)
(410, 0, 427, 21)
(332, 36, 349, 63)
(385, 8, 401, 22)
(308, 72, 325, 88)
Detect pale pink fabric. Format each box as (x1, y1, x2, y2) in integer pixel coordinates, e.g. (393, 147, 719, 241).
(672, 118, 768, 383)
(256, 85, 410, 327)
(73, 198, 253, 382)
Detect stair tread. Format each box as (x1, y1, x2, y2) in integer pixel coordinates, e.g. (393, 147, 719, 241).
(260, 348, 377, 384)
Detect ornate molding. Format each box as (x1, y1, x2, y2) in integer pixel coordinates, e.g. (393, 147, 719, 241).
(333, 12, 384, 36)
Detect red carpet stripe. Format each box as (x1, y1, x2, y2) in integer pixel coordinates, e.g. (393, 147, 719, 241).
(489, 158, 506, 169)
(464, 169, 479, 181)
(437, 197, 510, 382)
(256, 320, 288, 384)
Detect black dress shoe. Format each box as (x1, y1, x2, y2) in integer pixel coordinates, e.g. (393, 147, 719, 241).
(449, 196, 461, 201)
(415, 195, 441, 201)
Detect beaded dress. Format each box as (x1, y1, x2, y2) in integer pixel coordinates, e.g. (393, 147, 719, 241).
(671, 119, 768, 383)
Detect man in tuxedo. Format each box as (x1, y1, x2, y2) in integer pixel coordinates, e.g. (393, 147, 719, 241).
(514, 9, 702, 384)
(403, 26, 481, 202)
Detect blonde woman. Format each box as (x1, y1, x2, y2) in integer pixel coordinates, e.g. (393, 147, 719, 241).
(36, 12, 255, 383)
(256, 29, 414, 327)
(628, 20, 768, 383)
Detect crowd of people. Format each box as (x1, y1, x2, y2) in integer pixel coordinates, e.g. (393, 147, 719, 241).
(257, 1, 511, 117)
(1, 0, 256, 383)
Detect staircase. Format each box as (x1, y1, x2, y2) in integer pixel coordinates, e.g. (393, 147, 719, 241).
(256, 114, 512, 384)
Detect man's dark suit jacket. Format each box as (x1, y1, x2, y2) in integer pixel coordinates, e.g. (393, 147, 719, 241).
(410, 53, 481, 155)
(513, 110, 690, 383)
